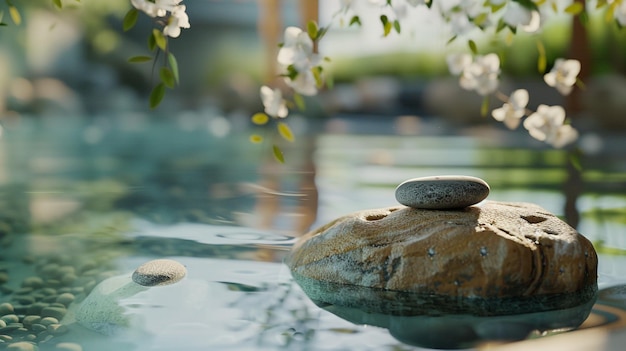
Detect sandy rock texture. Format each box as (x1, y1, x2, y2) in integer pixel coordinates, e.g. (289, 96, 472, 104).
(287, 201, 597, 311)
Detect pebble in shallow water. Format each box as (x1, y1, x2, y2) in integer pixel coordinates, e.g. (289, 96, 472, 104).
(395, 175, 490, 209)
(132, 259, 186, 287)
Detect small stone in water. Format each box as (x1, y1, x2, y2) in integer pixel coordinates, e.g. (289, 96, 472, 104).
(0, 303, 13, 316)
(6, 341, 38, 351)
(132, 259, 186, 287)
(40, 306, 66, 321)
(395, 175, 490, 209)
(55, 343, 83, 351)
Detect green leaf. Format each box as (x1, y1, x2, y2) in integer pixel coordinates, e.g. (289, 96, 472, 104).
(249, 134, 263, 144)
(468, 40, 478, 55)
(446, 35, 457, 45)
(307, 20, 318, 40)
(7, 4, 20, 25)
(393, 20, 401, 34)
(568, 148, 583, 172)
(606, 0, 617, 22)
(148, 33, 157, 51)
(316, 26, 329, 41)
(536, 40, 546, 73)
(284, 64, 298, 80)
(312, 66, 323, 87)
(380, 15, 392, 37)
(149, 83, 166, 109)
(251, 113, 269, 125)
(168, 52, 179, 84)
(575, 78, 586, 90)
(293, 93, 305, 111)
(481, 96, 489, 117)
(277, 122, 294, 142)
(152, 29, 167, 51)
(490, 2, 506, 12)
(52, 0, 62, 9)
(128, 55, 152, 63)
(512, 0, 539, 11)
(349, 15, 361, 27)
(496, 18, 507, 33)
(159, 67, 176, 88)
(326, 73, 334, 90)
(473, 13, 489, 27)
(564, 2, 584, 15)
(123, 8, 138, 32)
(272, 144, 285, 163)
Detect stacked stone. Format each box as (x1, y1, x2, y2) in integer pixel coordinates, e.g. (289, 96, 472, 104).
(394, 175, 490, 210)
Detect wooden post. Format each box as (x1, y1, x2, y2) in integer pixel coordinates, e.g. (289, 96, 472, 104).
(258, 0, 282, 84)
(299, 0, 319, 27)
(563, 0, 589, 228)
(299, 0, 319, 52)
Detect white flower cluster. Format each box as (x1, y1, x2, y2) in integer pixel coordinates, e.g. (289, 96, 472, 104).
(448, 55, 580, 148)
(260, 86, 288, 119)
(131, 0, 190, 38)
(277, 27, 323, 96)
(448, 53, 501, 96)
(257, 25, 327, 119)
(252, 1, 589, 153)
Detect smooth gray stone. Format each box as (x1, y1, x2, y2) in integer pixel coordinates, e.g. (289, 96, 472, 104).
(395, 175, 490, 209)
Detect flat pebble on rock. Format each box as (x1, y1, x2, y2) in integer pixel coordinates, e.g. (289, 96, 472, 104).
(132, 259, 186, 287)
(395, 175, 490, 209)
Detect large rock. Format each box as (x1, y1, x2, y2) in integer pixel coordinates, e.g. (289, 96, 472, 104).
(287, 201, 598, 314)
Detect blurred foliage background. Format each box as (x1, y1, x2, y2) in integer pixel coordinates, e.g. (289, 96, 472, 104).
(2, 1, 626, 129)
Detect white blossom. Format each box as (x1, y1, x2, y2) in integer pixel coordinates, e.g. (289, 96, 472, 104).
(277, 26, 323, 96)
(286, 70, 319, 96)
(503, 2, 533, 27)
(131, 0, 182, 18)
(521, 10, 541, 33)
(277, 27, 322, 71)
(260, 86, 288, 118)
(523, 104, 578, 147)
(406, 0, 425, 6)
(163, 5, 190, 38)
(339, 0, 354, 12)
(459, 53, 500, 96)
(368, 0, 387, 6)
(448, 12, 476, 36)
(502, 2, 541, 33)
(446, 53, 472, 75)
(492, 89, 529, 129)
(544, 58, 581, 96)
(615, 1, 626, 26)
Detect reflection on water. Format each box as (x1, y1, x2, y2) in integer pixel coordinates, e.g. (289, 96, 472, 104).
(0, 115, 625, 350)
